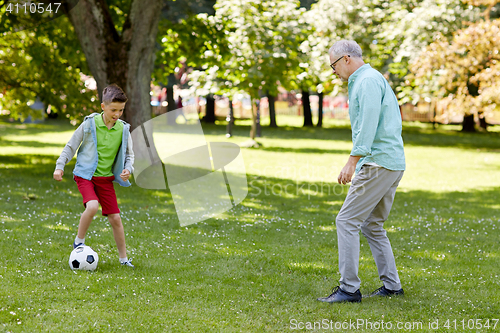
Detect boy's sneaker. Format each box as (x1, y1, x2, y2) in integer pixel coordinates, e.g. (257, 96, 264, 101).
(73, 242, 85, 249)
(121, 260, 135, 268)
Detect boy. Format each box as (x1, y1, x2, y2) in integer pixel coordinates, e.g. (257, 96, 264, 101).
(54, 84, 135, 268)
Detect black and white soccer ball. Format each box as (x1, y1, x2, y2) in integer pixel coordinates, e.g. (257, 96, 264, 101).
(69, 245, 99, 271)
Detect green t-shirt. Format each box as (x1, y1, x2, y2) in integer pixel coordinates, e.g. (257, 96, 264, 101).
(93, 113, 124, 177)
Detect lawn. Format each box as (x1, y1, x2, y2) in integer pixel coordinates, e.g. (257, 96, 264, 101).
(1, 116, 500, 332)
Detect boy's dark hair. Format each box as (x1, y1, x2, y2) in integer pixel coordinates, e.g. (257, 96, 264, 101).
(102, 84, 128, 104)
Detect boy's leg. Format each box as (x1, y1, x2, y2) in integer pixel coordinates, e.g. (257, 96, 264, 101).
(74, 176, 100, 244)
(93, 176, 132, 265)
(108, 213, 127, 259)
(92, 176, 128, 260)
(77, 200, 99, 239)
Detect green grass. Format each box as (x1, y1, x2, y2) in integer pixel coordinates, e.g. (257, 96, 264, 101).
(1, 117, 500, 332)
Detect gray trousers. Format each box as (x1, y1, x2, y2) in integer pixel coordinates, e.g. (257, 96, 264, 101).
(336, 165, 404, 293)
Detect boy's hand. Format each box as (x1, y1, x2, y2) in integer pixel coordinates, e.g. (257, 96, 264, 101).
(53, 169, 64, 181)
(120, 169, 130, 181)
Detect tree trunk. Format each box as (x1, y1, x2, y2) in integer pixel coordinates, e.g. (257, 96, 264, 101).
(256, 99, 261, 137)
(267, 91, 277, 128)
(463, 80, 479, 132)
(204, 95, 216, 123)
(317, 92, 323, 127)
(302, 90, 313, 127)
(226, 99, 234, 137)
(166, 79, 176, 125)
(65, 0, 162, 131)
(166, 75, 176, 112)
(479, 112, 488, 131)
(250, 98, 257, 140)
(462, 114, 476, 132)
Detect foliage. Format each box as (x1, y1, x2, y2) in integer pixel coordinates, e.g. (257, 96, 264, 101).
(0, 0, 74, 34)
(154, 12, 229, 91)
(0, 0, 490, 123)
(0, 15, 96, 121)
(293, 13, 333, 94)
(161, 0, 216, 22)
(378, 0, 479, 81)
(406, 17, 500, 117)
(308, 0, 479, 92)
(187, 0, 308, 100)
(106, 0, 133, 33)
(154, 0, 219, 89)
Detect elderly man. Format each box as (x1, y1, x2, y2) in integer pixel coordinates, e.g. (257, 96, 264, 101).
(317, 40, 406, 303)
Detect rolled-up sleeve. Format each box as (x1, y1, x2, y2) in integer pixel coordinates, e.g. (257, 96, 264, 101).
(350, 78, 382, 157)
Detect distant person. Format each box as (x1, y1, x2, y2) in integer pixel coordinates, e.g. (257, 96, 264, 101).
(317, 40, 406, 303)
(176, 96, 188, 123)
(53, 84, 135, 268)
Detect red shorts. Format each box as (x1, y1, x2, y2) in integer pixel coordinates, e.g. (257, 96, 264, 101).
(74, 176, 120, 216)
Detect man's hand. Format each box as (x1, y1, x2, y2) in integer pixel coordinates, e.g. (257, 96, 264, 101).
(338, 156, 361, 185)
(53, 169, 64, 181)
(120, 169, 131, 181)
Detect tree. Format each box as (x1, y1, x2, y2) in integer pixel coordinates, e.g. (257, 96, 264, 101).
(0, 4, 95, 121)
(62, 0, 163, 130)
(377, 0, 479, 89)
(302, 0, 381, 128)
(307, 0, 479, 95)
(0, 0, 162, 129)
(293, 14, 336, 127)
(1, 0, 221, 128)
(155, 10, 228, 124)
(406, 1, 500, 131)
(189, 0, 308, 139)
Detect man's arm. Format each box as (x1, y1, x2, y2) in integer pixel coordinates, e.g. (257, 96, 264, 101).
(350, 78, 383, 158)
(338, 155, 361, 184)
(339, 78, 383, 184)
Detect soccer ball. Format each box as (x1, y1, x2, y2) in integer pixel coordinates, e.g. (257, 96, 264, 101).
(69, 245, 99, 271)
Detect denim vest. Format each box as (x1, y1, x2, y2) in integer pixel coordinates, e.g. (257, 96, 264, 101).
(73, 113, 131, 187)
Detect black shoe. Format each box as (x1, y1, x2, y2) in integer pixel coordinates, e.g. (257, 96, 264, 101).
(317, 286, 362, 303)
(366, 285, 404, 298)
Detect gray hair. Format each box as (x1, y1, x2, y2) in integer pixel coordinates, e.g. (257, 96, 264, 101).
(329, 40, 363, 58)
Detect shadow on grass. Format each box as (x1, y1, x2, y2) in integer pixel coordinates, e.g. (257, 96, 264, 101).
(261, 146, 351, 155)
(201, 122, 353, 142)
(200, 121, 500, 151)
(0, 118, 75, 137)
(2, 153, 499, 226)
(0, 139, 65, 149)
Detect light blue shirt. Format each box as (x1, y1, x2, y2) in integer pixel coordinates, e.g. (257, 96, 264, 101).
(348, 64, 405, 173)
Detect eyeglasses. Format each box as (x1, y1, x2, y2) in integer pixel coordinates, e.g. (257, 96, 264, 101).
(330, 55, 350, 71)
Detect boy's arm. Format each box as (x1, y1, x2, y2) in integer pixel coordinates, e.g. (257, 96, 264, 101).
(55, 124, 84, 172)
(124, 133, 135, 174)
